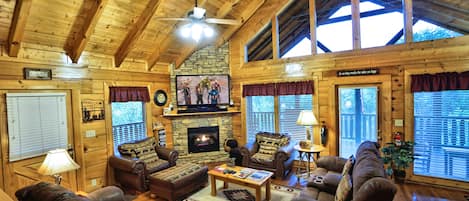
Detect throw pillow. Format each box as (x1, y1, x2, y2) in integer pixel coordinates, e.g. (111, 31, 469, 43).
(341, 155, 355, 176)
(334, 174, 352, 201)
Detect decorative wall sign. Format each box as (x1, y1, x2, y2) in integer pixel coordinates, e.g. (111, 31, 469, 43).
(337, 68, 379, 77)
(82, 99, 105, 122)
(24, 68, 52, 80)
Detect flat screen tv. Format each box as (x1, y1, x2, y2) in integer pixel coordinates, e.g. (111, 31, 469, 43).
(175, 74, 230, 106)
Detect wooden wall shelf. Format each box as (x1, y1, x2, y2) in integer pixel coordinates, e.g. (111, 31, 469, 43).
(162, 109, 240, 117)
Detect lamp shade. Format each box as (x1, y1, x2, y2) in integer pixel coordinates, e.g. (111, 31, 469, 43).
(38, 149, 80, 176)
(296, 110, 318, 126)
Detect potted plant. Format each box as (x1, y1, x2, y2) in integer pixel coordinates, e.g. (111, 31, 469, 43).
(381, 141, 415, 183)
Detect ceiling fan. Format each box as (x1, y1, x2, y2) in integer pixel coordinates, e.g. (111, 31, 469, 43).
(154, 0, 241, 25)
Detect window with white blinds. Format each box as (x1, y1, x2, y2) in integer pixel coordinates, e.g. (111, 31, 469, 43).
(279, 95, 313, 141)
(413, 90, 469, 182)
(6, 93, 68, 162)
(245, 95, 313, 143)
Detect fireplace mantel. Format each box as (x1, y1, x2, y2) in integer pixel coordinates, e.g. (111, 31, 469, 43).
(162, 109, 240, 117)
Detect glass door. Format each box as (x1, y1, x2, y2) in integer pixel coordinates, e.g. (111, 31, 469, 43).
(338, 86, 378, 157)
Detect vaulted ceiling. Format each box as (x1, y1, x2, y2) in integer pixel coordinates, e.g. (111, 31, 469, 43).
(0, 0, 264, 71)
(0, 0, 467, 71)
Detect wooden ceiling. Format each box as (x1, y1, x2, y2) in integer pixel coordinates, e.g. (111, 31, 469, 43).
(247, 0, 469, 61)
(0, 0, 467, 71)
(0, 0, 264, 71)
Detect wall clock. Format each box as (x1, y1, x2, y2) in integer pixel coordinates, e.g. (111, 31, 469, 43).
(154, 90, 167, 106)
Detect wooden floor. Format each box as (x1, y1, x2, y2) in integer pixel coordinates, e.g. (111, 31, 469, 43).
(132, 164, 469, 201)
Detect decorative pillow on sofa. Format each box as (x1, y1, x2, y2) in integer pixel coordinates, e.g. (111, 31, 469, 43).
(334, 174, 352, 201)
(341, 155, 355, 176)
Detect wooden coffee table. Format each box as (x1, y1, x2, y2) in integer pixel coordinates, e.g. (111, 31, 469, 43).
(208, 164, 273, 201)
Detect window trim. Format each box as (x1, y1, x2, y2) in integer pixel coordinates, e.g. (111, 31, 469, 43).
(240, 78, 319, 145)
(405, 67, 469, 190)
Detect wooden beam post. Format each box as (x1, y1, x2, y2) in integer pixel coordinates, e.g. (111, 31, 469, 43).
(403, 0, 413, 43)
(351, 0, 361, 49)
(7, 0, 33, 57)
(309, 0, 317, 55)
(271, 16, 279, 60)
(65, 0, 108, 63)
(114, 0, 161, 67)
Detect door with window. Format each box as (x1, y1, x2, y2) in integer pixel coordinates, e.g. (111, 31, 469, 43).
(338, 86, 379, 157)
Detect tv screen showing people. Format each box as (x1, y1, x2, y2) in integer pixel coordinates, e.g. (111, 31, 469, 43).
(176, 75, 230, 106)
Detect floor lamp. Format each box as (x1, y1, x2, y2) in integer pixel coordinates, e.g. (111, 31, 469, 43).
(297, 110, 319, 149)
(38, 149, 80, 185)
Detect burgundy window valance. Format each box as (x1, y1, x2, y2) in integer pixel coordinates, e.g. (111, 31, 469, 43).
(411, 71, 469, 92)
(110, 87, 150, 102)
(242, 81, 313, 97)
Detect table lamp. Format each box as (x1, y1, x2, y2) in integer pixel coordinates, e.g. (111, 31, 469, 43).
(296, 110, 318, 148)
(38, 149, 80, 185)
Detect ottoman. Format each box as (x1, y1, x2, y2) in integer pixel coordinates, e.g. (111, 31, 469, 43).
(149, 162, 208, 201)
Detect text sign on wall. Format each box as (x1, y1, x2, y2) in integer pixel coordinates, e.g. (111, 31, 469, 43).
(337, 69, 379, 77)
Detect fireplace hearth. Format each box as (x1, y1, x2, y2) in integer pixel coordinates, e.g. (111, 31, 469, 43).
(187, 126, 220, 153)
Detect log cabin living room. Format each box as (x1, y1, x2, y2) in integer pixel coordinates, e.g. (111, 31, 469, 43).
(0, 0, 468, 201)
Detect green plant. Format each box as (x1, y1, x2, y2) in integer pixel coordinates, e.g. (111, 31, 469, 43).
(381, 141, 415, 178)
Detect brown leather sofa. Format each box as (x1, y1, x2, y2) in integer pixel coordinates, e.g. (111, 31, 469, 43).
(292, 141, 397, 201)
(15, 182, 127, 201)
(239, 132, 296, 178)
(109, 136, 178, 194)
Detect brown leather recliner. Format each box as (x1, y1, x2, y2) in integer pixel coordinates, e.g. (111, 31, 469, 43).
(15, 182, 127, 201)
(239, 132, 296, 178)
(292, 141, 397, 201)
(109, 136, 178, 194)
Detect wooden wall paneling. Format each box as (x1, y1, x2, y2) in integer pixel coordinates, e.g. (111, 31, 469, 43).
(7, 0, 32, 57)
(114, 0, 162, 67)
(404, 64, 469, 190)
(72, 90, 86, 192)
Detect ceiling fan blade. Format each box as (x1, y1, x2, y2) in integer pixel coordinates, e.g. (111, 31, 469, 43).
(205, 18, 241, 25)
(153, 17, 191, 22)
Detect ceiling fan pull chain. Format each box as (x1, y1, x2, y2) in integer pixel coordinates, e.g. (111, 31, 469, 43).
(195, 0, 198, 7)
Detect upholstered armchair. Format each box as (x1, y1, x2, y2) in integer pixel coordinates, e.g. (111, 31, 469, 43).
(239, 132, 296, 178)
(109, 136, 178, 194)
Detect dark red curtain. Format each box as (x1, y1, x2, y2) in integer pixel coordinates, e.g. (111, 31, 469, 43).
(276, 81, 313, 95)
(411, 71, 469, 92)
(109, 87, 150, 102)
(242, 81, 313, 97)
(242, 83, 276, 97)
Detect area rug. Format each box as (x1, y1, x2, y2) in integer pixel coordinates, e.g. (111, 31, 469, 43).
(183, 180, 300, 201)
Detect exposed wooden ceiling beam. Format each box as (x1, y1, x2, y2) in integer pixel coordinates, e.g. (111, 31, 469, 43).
(7, 0, 32, 57)
(65, 0, 108, 63)
(173, 0, 239, 68)
(114, 0, 161, 67)
(215, 0, 266, 47)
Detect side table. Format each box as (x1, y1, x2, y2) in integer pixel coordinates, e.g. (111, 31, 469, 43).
(295, 144, 325, 181)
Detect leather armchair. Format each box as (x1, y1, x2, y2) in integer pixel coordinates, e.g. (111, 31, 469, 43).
(109, 137, 178, 194)
(15, 182, 126, 201)
(240, 132, 296, 178)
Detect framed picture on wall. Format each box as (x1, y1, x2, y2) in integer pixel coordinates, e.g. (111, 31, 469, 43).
(23, 68, 52, 80)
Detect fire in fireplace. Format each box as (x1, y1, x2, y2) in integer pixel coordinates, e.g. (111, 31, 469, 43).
(187, 126, 220, 153)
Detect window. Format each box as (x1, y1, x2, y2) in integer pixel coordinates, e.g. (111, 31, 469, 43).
(111, 101, 146, 149)
(396, 20, 463, 44)
(413, 90, 469, 182)
(245, 94, 313, 143)
(6, 93, 68, 161)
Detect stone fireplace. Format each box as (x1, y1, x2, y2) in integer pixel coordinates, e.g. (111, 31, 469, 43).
(187, 126, 220, 153)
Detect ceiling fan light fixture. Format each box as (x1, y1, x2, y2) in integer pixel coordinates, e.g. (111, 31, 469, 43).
(191, 23, 203, 42)
(203, 26, 214, 37)
(180, 25, 192, 38)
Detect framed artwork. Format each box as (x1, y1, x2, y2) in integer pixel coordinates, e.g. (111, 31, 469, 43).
(24, 68, 52, 80)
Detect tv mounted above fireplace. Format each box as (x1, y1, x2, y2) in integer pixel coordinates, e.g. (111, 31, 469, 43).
(176, 74, 230, 107)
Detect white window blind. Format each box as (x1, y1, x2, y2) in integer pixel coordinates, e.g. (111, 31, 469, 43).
(245, 95, 313, 143)
(6, 93, 68, 162)
(279, 95, 313, 142)
(413, 90, 469, 182)
(245, 96, 275, 143)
